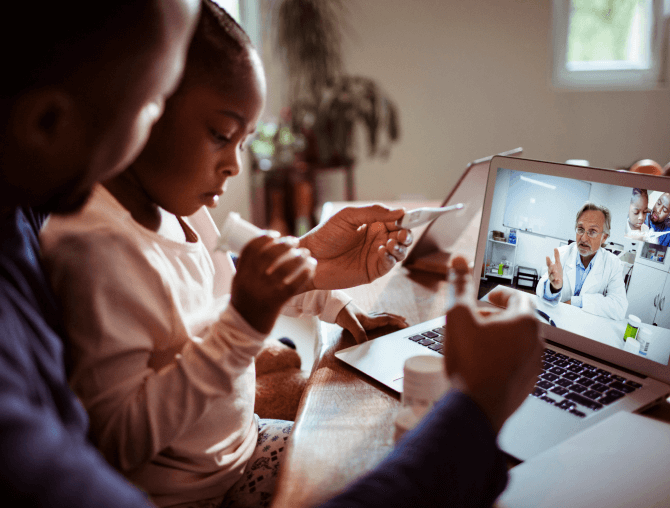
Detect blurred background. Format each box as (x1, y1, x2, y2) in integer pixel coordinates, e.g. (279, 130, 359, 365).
(210, 0, 670, 234)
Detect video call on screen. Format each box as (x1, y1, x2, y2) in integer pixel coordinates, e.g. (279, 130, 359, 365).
(477, 167, 670, 367)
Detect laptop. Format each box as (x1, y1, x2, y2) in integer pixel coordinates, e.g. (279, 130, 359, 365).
(496, 412, 670, 508)
(334, 148, 522, 392)
(336, 155, 670, 461)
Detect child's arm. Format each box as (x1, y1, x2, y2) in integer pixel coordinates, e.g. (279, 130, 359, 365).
(42, 231, 269, 474)
(334, 301, 408, 344)
(281, 291, 408, 344)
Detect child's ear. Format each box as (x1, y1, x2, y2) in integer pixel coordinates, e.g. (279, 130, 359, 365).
(11, 89, 81, 156)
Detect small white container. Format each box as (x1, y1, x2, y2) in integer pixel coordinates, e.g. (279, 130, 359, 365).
(623, 338, 641, 355)
(217, 212, 264, 255)
(394, 355, 449, 442)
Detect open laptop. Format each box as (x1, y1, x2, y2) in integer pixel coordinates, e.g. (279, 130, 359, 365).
(402, 147, 523, 274)
(336, 155, 670, 461)
(334, 149, 521, 393)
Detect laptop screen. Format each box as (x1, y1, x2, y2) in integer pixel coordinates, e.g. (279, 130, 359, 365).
(477, 164, 670, 367)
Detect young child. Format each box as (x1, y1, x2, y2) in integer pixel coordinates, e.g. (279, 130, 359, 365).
(624, 188, 649, 239)
(41, 2, 409, 507)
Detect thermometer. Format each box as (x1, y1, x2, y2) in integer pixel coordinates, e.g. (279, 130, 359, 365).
(396, 203, 465, 229)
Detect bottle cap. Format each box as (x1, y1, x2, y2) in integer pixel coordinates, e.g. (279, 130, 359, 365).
(401, 355, 449, 415)
(217, 212, 264, 254)
(627, 315, 641, 326)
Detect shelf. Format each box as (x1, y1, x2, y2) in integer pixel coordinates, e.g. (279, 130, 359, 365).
(486, 272, 513, 280)
(489, 238, 517, 246)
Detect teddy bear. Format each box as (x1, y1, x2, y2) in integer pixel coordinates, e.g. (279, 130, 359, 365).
(254, 338, 309, 421)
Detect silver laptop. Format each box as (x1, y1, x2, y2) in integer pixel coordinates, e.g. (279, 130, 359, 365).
(336, 155, 670, 461)
(335, 148, 522, 392)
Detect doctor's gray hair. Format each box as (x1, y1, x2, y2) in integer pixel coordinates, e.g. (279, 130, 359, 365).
(576, 202, 611, 235)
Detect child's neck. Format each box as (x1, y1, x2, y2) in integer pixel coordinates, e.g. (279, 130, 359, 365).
(104, 171, 162, 233)
(104, 170, 195, 243)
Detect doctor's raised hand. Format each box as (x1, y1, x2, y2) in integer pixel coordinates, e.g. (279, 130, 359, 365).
(445, 257, 542, 433)
(298, 204, 412, 290)
(545, 247, 563, 291)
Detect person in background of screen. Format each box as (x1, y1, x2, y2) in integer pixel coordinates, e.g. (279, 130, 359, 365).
(624, 188, 650, 241)
(537, 202, 628, 321)
(644, 192, 670, 247)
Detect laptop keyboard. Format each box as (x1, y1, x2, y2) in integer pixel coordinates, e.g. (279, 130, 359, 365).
(406, 327, 445, 354)
(405, 330, 643, 418)
(535, 348, 642, 418)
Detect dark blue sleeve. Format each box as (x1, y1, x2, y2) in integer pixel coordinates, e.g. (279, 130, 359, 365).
(0, 301, 153, 507)
(318, 390, 508, 508)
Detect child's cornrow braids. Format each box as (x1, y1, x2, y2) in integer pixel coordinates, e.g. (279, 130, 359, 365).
(179, 0, 256, 93)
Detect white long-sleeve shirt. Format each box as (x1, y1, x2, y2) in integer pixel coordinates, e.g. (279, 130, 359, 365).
(40, 184, 351, 508)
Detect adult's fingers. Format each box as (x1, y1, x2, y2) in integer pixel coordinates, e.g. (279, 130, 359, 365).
(396, 228, 413, 246)
(447, 256, 471, 299)
(546, 255, 552, 268)
(339, 204, 405, 230)
(376, 244, 398, 274)
(384, 238, 408, 261)
(487, 285, 516, 309)
(554, 248, 560, 264)
(485, 290, 537, 325)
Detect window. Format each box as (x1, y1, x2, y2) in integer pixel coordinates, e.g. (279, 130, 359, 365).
(552, 0, 670, 89)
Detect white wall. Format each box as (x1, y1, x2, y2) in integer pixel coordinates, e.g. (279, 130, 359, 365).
(231, 0, 670, 231)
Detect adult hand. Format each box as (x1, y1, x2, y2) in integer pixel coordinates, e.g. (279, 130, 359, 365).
(545, 247, 563, 291)
(299, 204, 412, 290)
(335, 301, 408, 344)
(444, 256, 542, 434)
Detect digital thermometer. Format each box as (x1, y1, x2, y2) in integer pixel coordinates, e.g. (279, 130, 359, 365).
(395, 203, 465, 229)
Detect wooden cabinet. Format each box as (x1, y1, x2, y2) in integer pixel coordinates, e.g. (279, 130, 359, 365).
(250, 160, 354, 233)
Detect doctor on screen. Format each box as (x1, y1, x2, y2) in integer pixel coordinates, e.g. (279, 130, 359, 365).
(537, 202, 628, 321)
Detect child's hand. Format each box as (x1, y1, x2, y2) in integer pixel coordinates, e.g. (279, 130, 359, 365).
(231, 235, 316, 334)
(335, 301, 408, 344)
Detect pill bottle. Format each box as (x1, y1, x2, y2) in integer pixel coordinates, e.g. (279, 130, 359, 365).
(217, 212, 264, 255)
(393, 355, 449, 442)
(624, 338, 641, 355)
(622, 314, 641, 342)
(637, 326, 654, 356)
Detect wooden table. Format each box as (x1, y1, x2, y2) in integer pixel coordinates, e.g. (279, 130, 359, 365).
(271, 200, 670, 508)
(272, 262, 450, 508)
(272, 201, 453, 507)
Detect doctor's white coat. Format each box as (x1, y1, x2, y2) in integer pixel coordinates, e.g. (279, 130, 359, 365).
(536, 243, 628, 321)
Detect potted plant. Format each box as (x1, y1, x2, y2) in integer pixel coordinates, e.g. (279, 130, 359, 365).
(271, 0, 400, 166)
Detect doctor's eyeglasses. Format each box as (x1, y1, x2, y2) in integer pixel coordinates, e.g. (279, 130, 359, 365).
(575, 227, 602, 238)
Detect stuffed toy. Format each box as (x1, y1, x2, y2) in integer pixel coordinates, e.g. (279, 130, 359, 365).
(254, 338, 309, 421)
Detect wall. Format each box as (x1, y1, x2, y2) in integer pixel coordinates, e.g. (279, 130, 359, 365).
(243, 0, 670, 229)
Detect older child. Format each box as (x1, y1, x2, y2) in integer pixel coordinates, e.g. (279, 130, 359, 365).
(41, 2, 409, 507)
